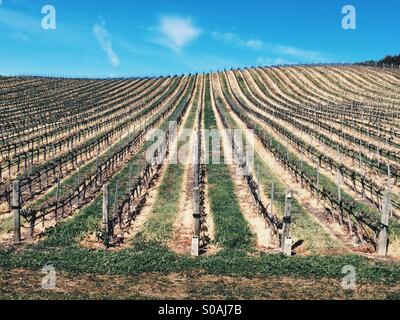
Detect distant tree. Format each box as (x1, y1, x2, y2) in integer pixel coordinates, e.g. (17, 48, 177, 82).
(381, 54, 400, 66)
(357, 54, 400, 66)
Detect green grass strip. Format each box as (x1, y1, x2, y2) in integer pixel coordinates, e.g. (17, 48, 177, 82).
(138, 78, 200, 242)
(204, 76, 254, 250)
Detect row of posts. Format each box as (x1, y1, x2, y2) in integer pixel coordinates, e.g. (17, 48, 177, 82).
(191, 131, 201, 256)
(11, 155, 390, 258)
(335, 163, 390, 256)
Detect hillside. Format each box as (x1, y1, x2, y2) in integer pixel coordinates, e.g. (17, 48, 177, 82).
(1, 65, 400, 300)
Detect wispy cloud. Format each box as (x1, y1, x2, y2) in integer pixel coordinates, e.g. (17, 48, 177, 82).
(7, 32, 30, 41)
(211, 31, 264, 50)
(211, 31, 236, 43)
(93, 18, 120, 67)
(244, 39, 264, 50)
(257, 57, 292, 66)
(212, 30, 330, 63)
(0, 7, 40, 33)
(273, 45, 327, 61)
(155, 16, 201, 52)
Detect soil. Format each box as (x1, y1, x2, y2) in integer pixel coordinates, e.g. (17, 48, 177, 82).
(1, 268, 399, 300)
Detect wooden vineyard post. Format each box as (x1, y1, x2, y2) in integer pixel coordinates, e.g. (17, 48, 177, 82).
(27, 156, 31, 178)
(283, 235, 293, 256)
(266, 181, 275, 244)
(192, 179, 200, 257)
(102, 183, 110, 247)
(300, 148, 304, 188)
(113, 180, 119, 218)
(377, 189, 391, 256)
(77, 165, 81, 206)
(387, 164, 392, 217)
(337, 168, 343, 224)
(193, 186, 200, 235)
(191, 236, 200, 258)
(55, 171, 61, 223)
(192, 120, 201, 258)
(96, 145, 100, 173)
(340, 118, 343, 142)
(376, 145, 380, 169)
(281, 190, 292, 256)
(13, 180, 21, 243)
(128, 165, 132, 193)
(316, 159, 321, 203)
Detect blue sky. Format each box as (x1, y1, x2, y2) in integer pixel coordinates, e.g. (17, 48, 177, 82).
(0, 0, 399, 77)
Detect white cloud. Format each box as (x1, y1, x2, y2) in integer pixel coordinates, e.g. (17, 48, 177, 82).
(257, 57, 292, 66)
(158, 16, 201, 51)
(212, 31, 264, 50)
(93, 18, 120, 67)
(0, 7, 40, 32)
(273, 45, 328, 62)
(212, 30, 329, 62)
(211, 31, 237, 42)
(244, 39, 264, 50)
